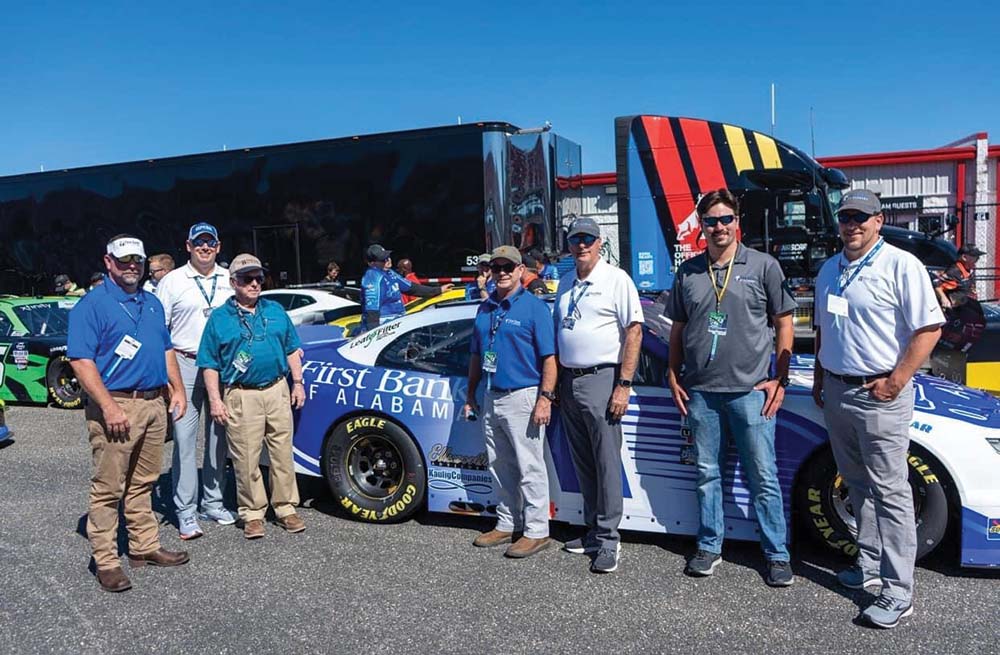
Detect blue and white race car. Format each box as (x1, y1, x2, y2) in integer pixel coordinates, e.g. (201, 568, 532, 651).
(292, 301, 1000, 568)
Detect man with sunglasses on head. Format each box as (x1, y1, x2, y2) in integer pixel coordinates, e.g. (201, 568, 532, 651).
(68, 234, 189, 592)
(143, 254, 175, 293)
(361, 244, 452, 331)
(198, 254, 307, 539)
(665, 189, 796, 587)
(554, 217, 643, 574)
(155, 223, 237, 540)
(464, 246, 557, 558)
(813, 189, 942, 629)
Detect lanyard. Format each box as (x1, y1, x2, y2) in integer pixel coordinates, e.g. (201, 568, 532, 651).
(194, 274, 219, 308)
(837, 238, 884, 295)
(566, 280, 590, 319)
(707, 248, 737, 311)
(488, 288, 523, 348)
(106, 283, 144, 334)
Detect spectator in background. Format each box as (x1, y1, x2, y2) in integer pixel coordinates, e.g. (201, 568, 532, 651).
(520, 253, 549, 296)
(143, 254, 175, 293)
(397, 258, 421, 304)
(54, 274, 86, 297)
(935, 245, 984, 309)
(87, 272, 105, 292)
(541, 253, 560, 281)
(465, 253, 495, 301)
(361, 245, 452, 330)
(320, 261, 343, 289)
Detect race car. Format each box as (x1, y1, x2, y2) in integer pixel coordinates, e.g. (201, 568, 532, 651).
(292, 301, 1000, 569)
(0, 296, 82, 409)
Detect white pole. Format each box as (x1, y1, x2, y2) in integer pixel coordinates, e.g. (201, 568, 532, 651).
(770, 83, 776, 135)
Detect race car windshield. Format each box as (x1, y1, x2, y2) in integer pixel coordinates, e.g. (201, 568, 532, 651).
(13, 303, 71, 336)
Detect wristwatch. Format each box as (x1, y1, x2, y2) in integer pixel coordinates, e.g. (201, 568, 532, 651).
(293, 379, 305, 386)
(617, 378, 632, 388)
(539, 390, 557, 402)
(777, 376, 790, 388)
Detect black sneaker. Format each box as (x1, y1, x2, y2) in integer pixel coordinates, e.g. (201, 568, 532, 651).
(685, 550, 721, 576)
(590, 543, 621, 573)
(563, 536, 600, 555)
(766, 560, 794, 587)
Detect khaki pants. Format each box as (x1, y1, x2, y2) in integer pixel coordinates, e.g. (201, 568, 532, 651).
(224, 381, 299, 522)
(86, 396, 166, 570)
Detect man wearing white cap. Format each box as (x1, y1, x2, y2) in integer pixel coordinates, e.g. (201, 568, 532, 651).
(68, 234, 189, 592)
(155, 222, 236, 539)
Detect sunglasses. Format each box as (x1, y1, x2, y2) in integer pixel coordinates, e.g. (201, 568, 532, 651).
(567, 234, 598, 247)
(490, 262, 518, 274)
(701, 214, 737, 227)
(113, 255, 145, 266)
(191, 237, 219, 248)
(837, 211, 875, 225)
(236, 275, 265, 286)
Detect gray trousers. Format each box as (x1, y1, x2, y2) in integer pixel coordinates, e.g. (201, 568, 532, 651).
(172, 354, 229, 518)
(558, 366, 623, 546)
(823, 372, 916, 602)
(483, 386, 550, 538)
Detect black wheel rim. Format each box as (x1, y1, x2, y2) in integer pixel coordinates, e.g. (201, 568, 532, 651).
(346, 435, 403, 500)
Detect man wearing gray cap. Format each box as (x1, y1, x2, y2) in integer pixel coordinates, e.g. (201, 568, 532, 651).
(466, 253, 496, 301)
(554, 216, 643, 573)
(361, 244, 452, 331)
(813, 189, 943, 628)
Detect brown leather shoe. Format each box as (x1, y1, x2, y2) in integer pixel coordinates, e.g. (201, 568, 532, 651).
(244, 519, 265, 539)
(128, 548, 190, 568)
(473, 529, 514, 548)
(505, 536, 553, 559)
(96, 566, 132, 592)
(276, 513, 306, 533)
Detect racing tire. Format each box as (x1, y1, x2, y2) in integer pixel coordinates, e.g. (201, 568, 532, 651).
(797, 446, 949, 561)
(322, 415, 426, 523)
(46, 356, 83, 409)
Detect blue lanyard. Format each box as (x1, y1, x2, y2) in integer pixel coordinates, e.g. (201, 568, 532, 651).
(106, 283, 144, 335)
(836, 238, 884, 295)
(488, 288, 523, 349)
(194, 275, 219, 308)
(566, 280, 590, 318)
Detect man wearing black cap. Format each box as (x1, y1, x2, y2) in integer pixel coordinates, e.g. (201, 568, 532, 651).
(813, 188, 943, 629)
(554, 217, 643, 574)
(54, 274, 86, 297)
(935, 245, 985, 309)
(361, 244, 452, 331)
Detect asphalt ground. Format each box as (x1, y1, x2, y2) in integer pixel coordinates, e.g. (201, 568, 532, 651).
(1, 405, 998, 655)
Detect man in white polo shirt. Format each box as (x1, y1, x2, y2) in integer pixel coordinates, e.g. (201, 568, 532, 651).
(155, 222, 236, 539)
(813, 189, 942, 629)
(554, 216, 644, 574)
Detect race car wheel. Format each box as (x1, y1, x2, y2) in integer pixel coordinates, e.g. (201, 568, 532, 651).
(323, 415, 426, 523)
(797, 446, 949, 561)
(46, 356, 83, 409)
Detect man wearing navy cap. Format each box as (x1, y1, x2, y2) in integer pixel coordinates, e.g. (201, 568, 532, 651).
(361, 244, 452, 331)
(68, 234, 189, 592)
(463, 246, 557, 558)
(155, 222, 237, 539)
(813, 188, 943, 628)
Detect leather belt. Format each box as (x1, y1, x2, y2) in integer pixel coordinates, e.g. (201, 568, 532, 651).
(490, 386, 530, 394)
(228, 376, 283, 391)
(562, 363, 617, 378)
(175, 350, 197, 360)
(826, 370, 891, 386)
(109, 389, 164, 400)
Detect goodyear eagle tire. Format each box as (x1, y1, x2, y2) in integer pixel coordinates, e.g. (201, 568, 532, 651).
(46, 356, 83, 409)
(323, 415, 426, 523)
(798, 447, 949, 561)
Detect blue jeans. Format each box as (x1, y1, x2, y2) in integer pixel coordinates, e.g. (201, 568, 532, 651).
(687, 389, 789, 561)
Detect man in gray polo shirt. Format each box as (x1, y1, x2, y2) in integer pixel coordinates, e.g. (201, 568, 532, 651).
(665, 189, 796, 587)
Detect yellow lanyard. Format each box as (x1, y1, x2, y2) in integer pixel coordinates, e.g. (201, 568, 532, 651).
(707, 248, 737, 310)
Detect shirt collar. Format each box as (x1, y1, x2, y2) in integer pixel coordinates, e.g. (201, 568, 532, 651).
(575, 257, 608, 285)
(103, 275, 140, 301)
(709, 244, 747, 268)
(487, 285, 524, 309)
(184, 262, 225, 279)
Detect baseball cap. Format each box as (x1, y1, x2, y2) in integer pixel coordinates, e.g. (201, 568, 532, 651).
(188, 222, 219, 241)
(229, 253, 266, 275)
(477, 252, 492, 265)
(567, 217, 601, 238)
(106, 236, 147, 259)
(837, 189, 882, 216)
(366, 244, 392, 262)
(958, 245, 986, 258)
(490, 245, 522, 265)
(53, 274, 70, 290)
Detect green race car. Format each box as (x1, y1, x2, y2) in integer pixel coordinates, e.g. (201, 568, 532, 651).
(0, 296, 82, 409)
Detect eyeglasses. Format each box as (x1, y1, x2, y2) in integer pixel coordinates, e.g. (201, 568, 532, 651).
(190, 237, 219, 248)
(567, 234, 598, 247)
(113, 255, 145, 266)
(149, 268, 165, 275)
(236, 275, 265, 286)
(701, 214, 737, 228)
(490, 262, 518, 274)
(837, 211, 875, 225)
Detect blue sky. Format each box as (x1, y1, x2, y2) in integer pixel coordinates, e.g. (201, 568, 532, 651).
(3, 1, 998, 177)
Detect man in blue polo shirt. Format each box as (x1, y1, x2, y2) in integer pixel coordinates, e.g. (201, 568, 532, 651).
(198, 253, 307, 540)
(463, 245, 557, 558)
(361, 244, 452, 331)
(68, 234, 189, 593)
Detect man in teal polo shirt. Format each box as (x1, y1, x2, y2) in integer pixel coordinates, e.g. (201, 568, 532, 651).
(68, 234, 189, 593)
(198, 253, 307, 539)
(463, 246, 557, 558)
